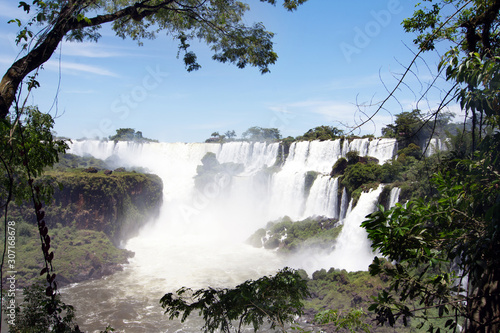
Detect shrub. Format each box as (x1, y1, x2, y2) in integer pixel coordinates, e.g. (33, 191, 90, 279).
(345, 151, 360, 164)
(341, 162, 381, 194)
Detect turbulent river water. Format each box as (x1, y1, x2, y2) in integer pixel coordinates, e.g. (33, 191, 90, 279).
(63, 139, 398, 332)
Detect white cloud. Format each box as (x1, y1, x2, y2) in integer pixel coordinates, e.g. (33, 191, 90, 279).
(0, 56, 118, 78)
(282, 100, 359, 123)
(44, 59, 120, 77)
(60, 41, 127, 58)
(268, 99, 396, 136)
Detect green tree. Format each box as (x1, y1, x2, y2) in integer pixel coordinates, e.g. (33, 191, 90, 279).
(160, 267, 309, 333)
(314, 308, 371, 333)
(0, 106, 68, 223)
(0, 105, 69, 327)
(363, 156, 500, 331)
(296, 126, 344, 141)
(381, 110, 430, 149)
(205, 132, 225, 143)
(0, 0, 307, 119)
(362, 1, 500, 332)
(109, 128, 157, 142)
(402, 0, 499, 152)
(224, 130, 237, 141)
(109, 128, 135, 141)
(242, 126, 281, 141)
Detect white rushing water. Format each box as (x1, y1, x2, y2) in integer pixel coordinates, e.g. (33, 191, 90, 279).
(389, 187, 401, 208)
(425, 137, 449, 157)
(63, 138, 397, 332)
(290, 186, 384, 274)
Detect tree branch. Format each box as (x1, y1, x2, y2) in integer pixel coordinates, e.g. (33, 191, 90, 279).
(0, 1, 177, 119)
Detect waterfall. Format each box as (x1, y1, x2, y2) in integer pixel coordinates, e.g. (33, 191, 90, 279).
(425, 137, 448, 156)
(63, 138, 398, 332)
(302, 140, 342, 173)
(329, 186, 383, 271)
(338, 187, 349, 220)
(68, 138, 398, 236)
(343, 138, 397, 163)
(300, 186, 383, 273)
(367, 138, 398, 163)
(266, 138, 396, 220)
(303, 176, 339, 219)
(389, 187, 401, 208)
(216, 141, 279, 172)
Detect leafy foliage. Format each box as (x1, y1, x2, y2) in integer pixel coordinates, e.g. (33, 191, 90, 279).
(0, 105, 69, 327)
(381, 109, 433, 150)
(5, 281, 81, 332)
(108, 128, 157, 143)
(314, 308, 371, 333)
(362, 1, 500, 331)
(160, 267, 309, 333)
(402, 0, 500, 55)
(51, 153, 110, 171)
(3, 164, 161, 286)
(295, 126, 344, 142)
(304, 268, 413, 332)
(0, 221, 133, 287)
(0, 106, 68, 207)
(247, 216, 342, 252)
(363, 155, 500, 331)
(341, 162, 381, 194)
(242, 126, 282, 142)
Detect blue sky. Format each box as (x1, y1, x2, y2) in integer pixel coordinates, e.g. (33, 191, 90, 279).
(0, 1, 458, 143)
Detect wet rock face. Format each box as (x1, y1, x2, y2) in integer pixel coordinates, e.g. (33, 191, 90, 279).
(43, 171, 163, 244)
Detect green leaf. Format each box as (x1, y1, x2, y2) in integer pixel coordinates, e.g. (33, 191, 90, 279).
(8, 18, 22, 27)
(18, 1, 30, 13)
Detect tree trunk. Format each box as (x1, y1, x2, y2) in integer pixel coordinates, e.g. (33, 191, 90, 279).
(0, 1, 151, 119)
(0, 44, 60, 118)
(467, 266, 500, 332)
(0, 7, 74, 119)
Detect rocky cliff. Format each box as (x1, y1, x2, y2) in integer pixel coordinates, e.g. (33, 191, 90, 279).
(43, 169, 163, 244)
(3, 167, 163, 287)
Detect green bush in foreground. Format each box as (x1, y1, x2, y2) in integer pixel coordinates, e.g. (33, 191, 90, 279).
(4, 281, 81, 333)
(160, 267, 309, 333)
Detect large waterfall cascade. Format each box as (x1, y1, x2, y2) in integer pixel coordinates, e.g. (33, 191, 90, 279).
(62, 137, 398, 332)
